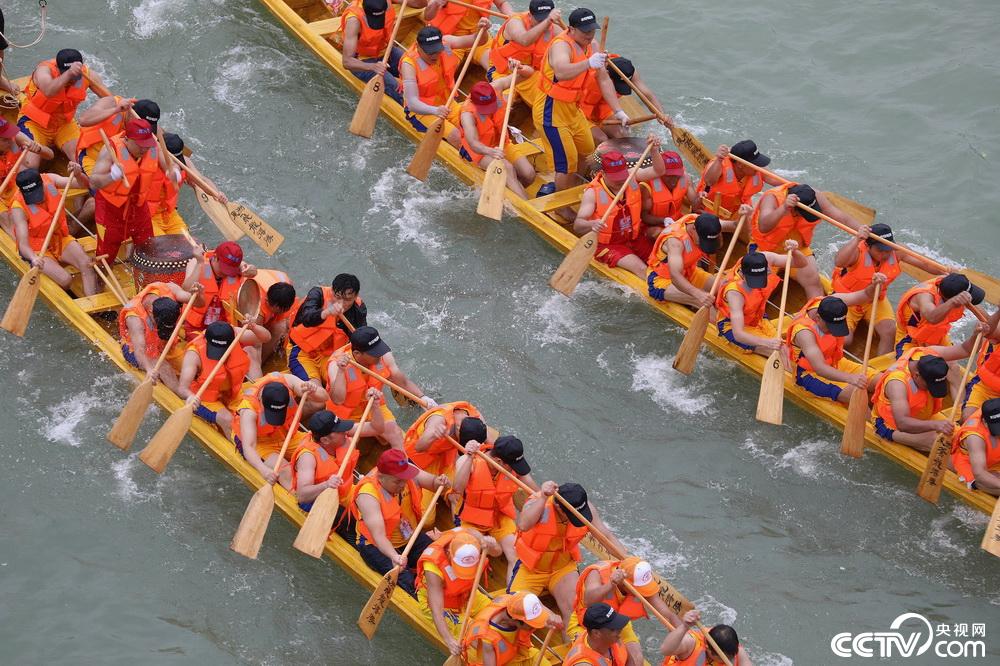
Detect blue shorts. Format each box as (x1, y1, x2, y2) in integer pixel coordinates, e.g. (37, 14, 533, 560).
(350, 48, 404, 105)
(717, 320, 757, 351)
(795, 366, 843, 401)
(874, 416, 895, 441)
(895, 335, 912, 359)
(963, 375, 980, 411)
(194, 404, 217, 424)
(122, 343, 141, 369)
(287, 344, 311, 382)
(16, 116, 33, 140)
(404, 109, 429, 133)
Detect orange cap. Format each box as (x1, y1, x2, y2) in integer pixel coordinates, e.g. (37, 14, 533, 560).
(621, 557, 657, 597)
(506, 592, 552, 629)
(447, 532, 482, 579)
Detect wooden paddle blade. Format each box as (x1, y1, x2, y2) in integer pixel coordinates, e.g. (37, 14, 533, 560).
(549, 231, 598, 296)
(982, 498, 1000, 558)
(357, 568, 399, 639)
(194, 186, 244, 241)
(407, 119, 447, 181)
(822, 191, 876, 227)
(669, 125, 713, 172)
(230, 483, 276, 559)
(391, 387, 417, 408)
(839, 388, 869, 458)
(292, 487, 340, 558)
(349, 75, 386, 138)
(138, 405, 194, 474)
(107, 377, 154, 451)
(0, 267, 42, 337)
(755, 351, 786, 425)
(916, 433, 951, 504)
(476, 161, 507, 221)
(672, 306, 710, 375)
(225, 202, 285, 256)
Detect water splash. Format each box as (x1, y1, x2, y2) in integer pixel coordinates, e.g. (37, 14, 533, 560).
(630, 353, 716, 415)
(213, 45, 294, 112)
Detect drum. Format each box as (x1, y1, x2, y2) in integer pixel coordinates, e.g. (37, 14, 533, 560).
(129, 234, 195, 290)
(588, 137, 654, 178)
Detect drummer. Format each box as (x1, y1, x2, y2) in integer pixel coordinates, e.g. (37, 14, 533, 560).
(181, 240, 257, 334)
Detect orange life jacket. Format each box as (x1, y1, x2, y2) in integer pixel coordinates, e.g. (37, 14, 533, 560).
(97, 135, 154, 208)
(647, 214, 706, 281)
(459, 97, 506, 163)
(715, 268, 782, 327)
(696, 156, 762, 216)
(252, 269, 294, 327)
(0, 146, 24, 187)
(871, 347, 944, 430)
(647, 174, 690, 221)
(429, 0, 491, 36)
(750, 182, 820, 252)
(489, 12, 557, 73)
(21, 59, 90, 128)
(574, 560, 648, 622)
(896, 277, 964, 347)
(77, 96, 127, 153)
(662, 629, 742, 666)
(340, 1, 397, 58)
(415, 529, 480, 611)
(328, 356, 390, 420)
(233, 373, 299, 443)
(786, 297, 845, 373)
(14, 174, 69, 253)
(403, 401, 483, 474)
(288, 288, 357, 355)
(185, 250, 242, 330)
(514, 496, 588, 571)
(562, 632, 629, 666)
(462, 595, 535, 666)
(578, 52, 621, 122)
(975, 342, 1000, 392)
(831, 240, 901, 296)
(351, 469, 423, 545)
(289, 434, 359, 503)
(186, 333, 251, 405)
(458, 444, 519, 529)
(952, 408, 1000, 484)
(146, 161, 186, 217)
(400, 45, 459, 107)
(538, 33, 593, 103)
(118, 282, 176, 358)
(587, 174, 644, 245)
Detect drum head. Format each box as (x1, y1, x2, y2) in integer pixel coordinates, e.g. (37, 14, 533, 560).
(237, 279, 261, 320)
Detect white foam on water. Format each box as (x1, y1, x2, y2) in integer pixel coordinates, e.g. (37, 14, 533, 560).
(40, 392, 107, 448)
(692, 594, 738, 625)
(413, 299, 452, 334)
(753, 652, 795, 666)
(110, 457, 159, 503)
(79, 52, 118, 89)
(368, 167, 462, 261)
(213, 45, 293, 113)
(531, 290, 580, 347)
(777, 438, 833, 480)
(923, 513, 970, 557)
(950, 504, 988, 529)
(772, 168, 808, 180)
(622, 535, 689, 577)
(131, 0, 187, 39)
(630, 353, 716, 415)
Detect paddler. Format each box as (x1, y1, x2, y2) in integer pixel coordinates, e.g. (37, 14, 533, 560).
(871, 335, 982, 452)
(571, 558, 683, 666)
(660, 610, 752, 666)
(145, 133, 190, 236)
(77, 98, 158, 176)
(894, 273, 985, 359)
(400, 22, 492, 144)
(574, 137, 666, 278)
(328, 325, 433, 450)
(584, 56, 671, 144)
(416, 527, 501, 656)
(17, 49, 109, 168)
(341, 0, 405, 105)
(642, 150, 699, 230)
(290, 406, 384, 539)
(645, 211, 735, 308)
(562, 602, 632, 666)
(287, 273, 367, 385)
(424, 0, 512, 59)
(232, 372, 329, 486)
(533, 8, 629, 206)
(10, 167, 100, 297)
(751, 182, 861, 299)
(404, 405, 486, 506)
(458, 79, 536, 198)
(786, 277, 889, 405)
(952, 398, 1000, 496)
(462, 591, 562, 666)
(962, 308, 1000, 417)
(716, 242, 809, 358)
(181, 240, 257, 333)
(250, 269, 296, 363)
(484, 0, 561, 108)
(697, 141, 780, 219)
(118, 281, 196, 391)
(351, 448, 450, 596)
(454, 434, 539, 582)
(509, 481, 627, 634)
(0, 118, 53, 233)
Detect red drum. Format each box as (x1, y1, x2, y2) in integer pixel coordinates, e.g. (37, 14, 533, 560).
(589, 137, 653, 178)
(129, 234, 194, 290)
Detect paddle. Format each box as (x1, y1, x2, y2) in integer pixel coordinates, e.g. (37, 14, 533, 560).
(673, 213, 748, 375)
(531, 628, 556, 666)
(292, 395, 377, 558)
(166, 153, 244, 240)
(549, 141, 656, 296)
(598, 17, 610, 52)
(336, 314, 414, 407)
(349, 0, 409, 138)
(983, 497, 1000, 559)
(916, 333, 985, 503)
(476, 67, 518, 221)
(840, 284, 881, 458)
(442, 550, 489, 666)
(358, 484, 446, 639)
(98, 255, 130, 304)
(98, 129, 131, 188)
(1, 179, 73, 337)
(446, 0, 507, 19)
(601, 113, 658, 128)
(230, 389, 311, 559)
(138, 319, 253, 474)
(755, 249, 794, 426)
(88, 256, 127, 306)
(107, 295, 200, 450)
(407, 27, 487, 181)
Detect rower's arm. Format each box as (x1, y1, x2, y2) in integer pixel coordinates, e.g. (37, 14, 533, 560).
(814, 191, 861, 232)
(356, 494, 398, 560)
(764, 248, 807, 270)
(293, 453, 324, 505)
(665, 238, 706, 299)
(573, 189, 598, 235)
(548, 41, 590, 83)
(452, 454, 474, 494)
(445, 21, 490, 50)
(181, 256, 204, 292)
(727, 292, 769, 349)
(290, 375, 330, 406)
(660, 620, 697, 660)
(460, 112, 493, 156)
(239, 411, 272, 476)
(516, 490, 547, 531)
(295, 286, 328, 327)
(595, 67, 624, 115)
(414, 414, 447, 452)
(834, 281, 881, 308)
(700, 156, 723, 193)
(164, 282, 195, 302)
(968, 438, 1000, 494)
(176, 351, 201, 399)
(383, 353, 425, 398)
(647, 594, 683, 631)
(14, 132, 56, 161)
(423, 572, 455, 648)
(794, 330, 855, 384)
(363, 392, 387, 433)
(518, 472, 541, 492)
(506, 15, 548, 46)
(833, 237, 860, 270)
(328, 361, 348, 404)
(125, 317, 154, 371)
(493, 0, 513, 14)
(885, 380, 938, 433)
(88, 146, 119, 191)
(86, 71, 111, 97)
(10, 210, 36, 264)
(401, 62, 441, 116)
(754, 192, 785, 234)
(422, 0, 444, 22)
(33, 64, 71, 98)
(914, 291, 960, 325)
(78, 95, 120, 127)
(582, 568, 617, 607)
(589, 504, 627, 557)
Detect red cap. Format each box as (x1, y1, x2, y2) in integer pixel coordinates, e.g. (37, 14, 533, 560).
(214, 241, 243, 277)
(376, 449, 419, 480)
(660, 150, 685, 176)
(600, 150, 628, 177)
(0, 119, 19, 139)
(468, 81, 498, 112)
(125, 118, 157, 148)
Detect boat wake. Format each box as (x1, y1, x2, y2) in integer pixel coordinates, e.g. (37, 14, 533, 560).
(630, 353, 716, 416)
(131, 0, 195, 39)
(213, 45, 295, 113)
(41, 389, 114, 449)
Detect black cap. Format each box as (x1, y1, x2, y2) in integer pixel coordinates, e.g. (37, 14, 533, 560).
(787, 184, 820, 221)
(133, 99, 160, 132)
(568, 8, 599, 32)
(307, 409, 354, 437)
(740, 248, 770, 289)
(529, 0, 554, 20)
(582, 603, 630, 631)
(607, 57, 634, 96)
(939, 273, 986, 305)
(459, 416, 488, 446)
(817, 296, 849, 337)
(416, 26, 445, 55)
(163, 132, 185, 159)
(55, 48, 83, 73)
(694, 213, 722, 254)
(556, 482, 592, 527)
(916, 355, 950, 399)
(15, 168, 45, 205)
(982, 399, 1000, 436)
(349, 326, 390, 357)
(730, 139, 769, 168)
(362, 0, 389, 30)
(204, 321, 235, 360)
(492, 435, 530, 475)
(260, 381, 290, 426)
(151, 297, 180, 340)
(866, 223, 894, 249)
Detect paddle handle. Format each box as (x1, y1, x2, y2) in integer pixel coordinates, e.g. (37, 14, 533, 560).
(706, 214, 747, 298)
(398, 485, 445, 561)
(948, 333, 985, 423)
(608, 59, 664, 121)
(0, 150, 28, 195)
(601, 112, 658, 128)
(168, 152, 220, 199)
(595, 142, 656, 228)
(98, 129, 131, 188)
(598, 16, 609, 52)
(858, 284, 881, 371)
(347, 358, 423, 405)
(338, 312, 357, 333)
(33, 180, 74, 261)
(773, 250, 794, 336)
(269, 391, 311, 476)
(336, 396, 376, 478)
(495, 68, 518, 152)
(532, 628, 555, 666)
(381, 0, 409, 66)
(456, 552, 489, 645)
(447, 0, 506, 19)
(444, 28, 487, 108)
(148, 296, 200, 376)
(192, 321, 253, 401)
